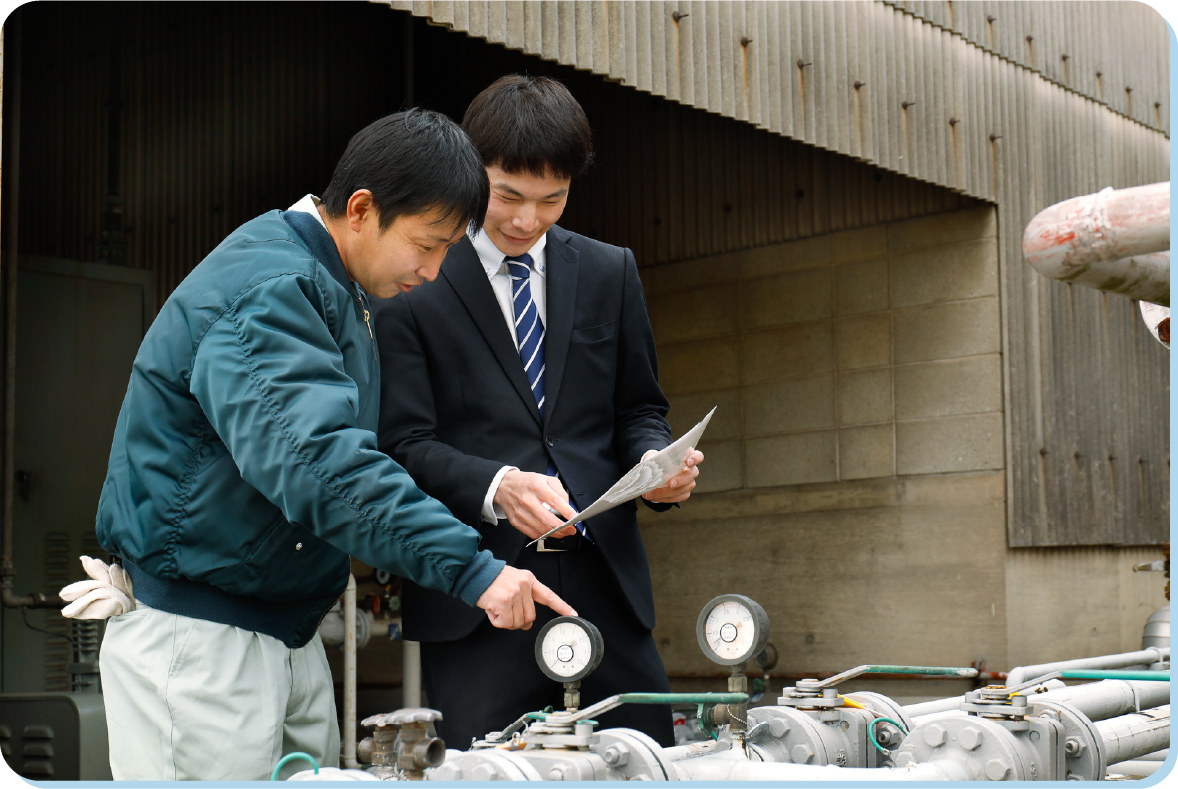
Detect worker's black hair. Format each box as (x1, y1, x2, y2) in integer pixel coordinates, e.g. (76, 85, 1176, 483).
(322, 108, 489, 234)
(462, 75, 593, 180)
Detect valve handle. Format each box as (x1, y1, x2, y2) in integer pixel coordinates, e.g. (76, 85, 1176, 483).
(799, 664, 979, 691)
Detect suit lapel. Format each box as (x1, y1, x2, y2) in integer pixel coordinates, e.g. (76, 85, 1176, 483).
(542, 227, 579, 429)
(441, 238, 543, 427)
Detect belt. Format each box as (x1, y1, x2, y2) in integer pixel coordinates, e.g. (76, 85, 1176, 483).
(535, 531, 583, 552)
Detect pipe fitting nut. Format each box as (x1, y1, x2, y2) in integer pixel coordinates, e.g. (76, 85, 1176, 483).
(768, 719, 790, 739)
(923, 725, 947, 747)
(958, 727, 983, 751)
(790, 743, 815, 764)
(548, 763, 575, 781)
(603, 743, 630, 766)
(1064, 737, 1085, 756)
(985, 759, 1012, 780)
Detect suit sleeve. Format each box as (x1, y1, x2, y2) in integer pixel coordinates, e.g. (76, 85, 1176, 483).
(613, 248, 675, 474)
(375, 292, 506, 527)
(189, 273, 502, 603)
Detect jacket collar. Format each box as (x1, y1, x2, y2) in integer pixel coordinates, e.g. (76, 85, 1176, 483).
(442, 237, 544, 427)
(539, 226, 578, 429)
(281, 210, 355, 296)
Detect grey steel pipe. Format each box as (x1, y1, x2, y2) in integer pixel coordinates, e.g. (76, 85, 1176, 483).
(673, 755, 971, 781)
(1097, 706, 1171, 765)
(1034, 679, 1171, 721)
(1006, 647, 1169, 686)
(403, 640, 422, 707)
(1106, 759, 1164, 777)
(342, 574, 359, 769)
(661, 738, 733, 762)
(1023, 182, 1170, 305)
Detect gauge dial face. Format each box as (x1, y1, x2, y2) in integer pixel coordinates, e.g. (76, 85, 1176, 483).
(535, 617, 604, 683)
(696, 594, 771, 666)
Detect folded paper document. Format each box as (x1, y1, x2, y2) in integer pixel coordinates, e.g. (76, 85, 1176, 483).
(526, 407, 716, 547)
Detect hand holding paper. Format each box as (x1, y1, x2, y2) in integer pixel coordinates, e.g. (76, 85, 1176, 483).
(526, 407, 716, 547)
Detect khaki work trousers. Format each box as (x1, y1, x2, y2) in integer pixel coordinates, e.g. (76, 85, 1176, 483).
(99, 601, 339, 780)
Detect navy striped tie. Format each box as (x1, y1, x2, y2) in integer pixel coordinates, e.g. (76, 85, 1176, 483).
(506, 254, 546, 415)
(507, 254, 586, 539)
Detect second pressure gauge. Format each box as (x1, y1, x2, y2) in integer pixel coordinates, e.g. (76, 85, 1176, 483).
(535, 616, 605, 683)
(696, 594, 771, 666)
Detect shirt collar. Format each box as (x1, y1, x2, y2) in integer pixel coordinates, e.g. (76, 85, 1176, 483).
(287, 194, 329, 230)
(470, 228, 547, 280)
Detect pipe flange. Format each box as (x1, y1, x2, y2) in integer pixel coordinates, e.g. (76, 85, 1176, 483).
(747, 706, 835, 765)
(363, 707, 443, 727)
(894, 716, 1028, 781)
(427, 748, 544, 781)
(1027, 698, 1106, 781)
(595, 728, 676, 781)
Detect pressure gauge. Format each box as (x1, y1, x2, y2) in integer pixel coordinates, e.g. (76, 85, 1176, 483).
(696, 594, 771, 666)
(535, 616, 605, 683)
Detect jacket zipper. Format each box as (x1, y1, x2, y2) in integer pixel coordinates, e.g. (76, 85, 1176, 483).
(356, 290, 378, 362)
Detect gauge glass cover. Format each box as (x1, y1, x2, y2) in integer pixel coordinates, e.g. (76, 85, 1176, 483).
(705, 601, 766, 664)
(541, 621, 594, 679)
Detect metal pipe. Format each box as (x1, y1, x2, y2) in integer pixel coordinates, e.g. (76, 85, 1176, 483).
(673, 755, 972, 781)
(662, 738, 733, 762)
(403, 640, 422, 707)
(1005, 647, 1169, 686)
(1097, 705, 1170, 765)
(1022, 182, 1170, 305)
(342, 574, 358, 769)
(1106, 759, 1165, 777)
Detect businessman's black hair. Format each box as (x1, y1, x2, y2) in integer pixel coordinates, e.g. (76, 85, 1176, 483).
(322, 108, 489, 233)
(462, 75, 593, 180)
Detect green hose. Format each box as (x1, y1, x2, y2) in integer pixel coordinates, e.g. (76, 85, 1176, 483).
(1058, 670, 1170, 681)
(868, 717, 908, 756)
(271, 752, 319, 781)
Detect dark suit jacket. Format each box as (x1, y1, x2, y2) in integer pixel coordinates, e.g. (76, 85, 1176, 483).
(374, 226, 673, 642)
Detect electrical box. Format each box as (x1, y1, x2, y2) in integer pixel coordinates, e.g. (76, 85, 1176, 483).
(0, 693, 111, 780)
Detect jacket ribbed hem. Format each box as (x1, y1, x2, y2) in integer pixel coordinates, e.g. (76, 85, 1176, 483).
(122, 560, 344, 648)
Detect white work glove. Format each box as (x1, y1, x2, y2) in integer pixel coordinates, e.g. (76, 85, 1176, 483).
(59, 556, 135, 619)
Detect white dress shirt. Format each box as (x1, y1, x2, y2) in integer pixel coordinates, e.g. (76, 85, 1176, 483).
(288, 194, 329, 230)
(469, 228, 550, 524)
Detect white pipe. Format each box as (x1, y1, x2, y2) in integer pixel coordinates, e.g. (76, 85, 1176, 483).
(1107, 759, 1164, 777)
(342, 574, 358, 769)
(662, 738, 733, 762)
(1005, 647, 1169, 686)
(673, 756, 971, 782)
(1097, 706, 1171, 765)
(911, 679, 1168, 724)
(1023, 182, 1170, 305)
(403, 640, 422, 707)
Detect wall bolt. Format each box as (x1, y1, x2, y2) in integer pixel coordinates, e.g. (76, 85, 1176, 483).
(949, 117, 959, 126)
(1109, 454, 1117, 461)
(1126, 86, 1133, 93)
(741, 36, 753, 47)
(989, 133, 1002, 142)
(798, 60, 812, 69)
(854, 81, 866, 90)
(1040, 448, 1049, 456)
(901, 100, 915, 109)
(1075, 451, 1082, 460)
(1026, 35, 1034, 43)
(672, 10, 689, 22)
(1096, 71, 1102, 78)
(1061, 54, 1070, 61)
(987, 15, 996, 23)
(1155, 102, 1162, 109)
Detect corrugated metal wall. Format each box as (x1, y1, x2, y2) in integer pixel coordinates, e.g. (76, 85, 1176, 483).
(885, 0, 1170, 134)
(395, 1, 1171, 546)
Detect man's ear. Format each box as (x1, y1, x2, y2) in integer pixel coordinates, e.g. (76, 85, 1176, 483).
(345, 190, 375, 233)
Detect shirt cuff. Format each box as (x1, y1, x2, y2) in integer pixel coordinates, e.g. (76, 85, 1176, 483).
(482, 466, 517, 524)
(451, 550, 507, 607)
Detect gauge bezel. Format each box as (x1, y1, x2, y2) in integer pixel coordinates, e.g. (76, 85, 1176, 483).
(535, 616, 605, 683)
(695, 593, 771, 666)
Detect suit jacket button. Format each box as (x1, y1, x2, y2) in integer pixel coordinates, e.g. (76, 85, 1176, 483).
(545, 435, 555, 447)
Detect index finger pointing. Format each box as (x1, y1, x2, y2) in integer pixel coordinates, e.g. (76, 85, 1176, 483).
(531, 579, 577, 618)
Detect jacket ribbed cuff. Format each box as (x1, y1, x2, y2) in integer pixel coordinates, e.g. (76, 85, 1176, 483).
(451, 550, 506, 607)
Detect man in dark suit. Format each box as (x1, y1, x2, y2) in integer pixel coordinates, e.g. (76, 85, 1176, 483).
(374, 75, 703, 749)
